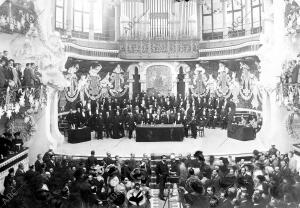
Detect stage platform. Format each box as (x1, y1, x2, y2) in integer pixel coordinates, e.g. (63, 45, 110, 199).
(55, 128, 271, 158)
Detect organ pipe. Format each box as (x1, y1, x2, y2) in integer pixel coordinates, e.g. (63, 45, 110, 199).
(120, 0, 197, 39)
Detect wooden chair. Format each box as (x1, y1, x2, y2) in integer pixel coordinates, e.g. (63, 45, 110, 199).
(198, 126, 205, 137)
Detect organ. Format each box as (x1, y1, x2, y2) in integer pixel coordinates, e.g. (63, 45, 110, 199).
(120, 0, 198, 39)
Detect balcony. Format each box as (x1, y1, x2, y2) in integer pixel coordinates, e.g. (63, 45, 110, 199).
(118, 38, 200, 60)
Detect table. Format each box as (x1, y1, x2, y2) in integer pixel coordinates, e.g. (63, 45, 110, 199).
(227, 124, 256, 141)
(68, 127, 91, 143)
(136, 124, 184, 142)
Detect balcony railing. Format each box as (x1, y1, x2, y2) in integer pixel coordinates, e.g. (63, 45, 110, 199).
(71, 31, 89, 39)
(119, 38, 200, 60)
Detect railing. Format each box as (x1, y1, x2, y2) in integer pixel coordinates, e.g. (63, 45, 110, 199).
(0, 148, 29, 193)
(202, 26, 262, 41)
(71, 31, 89, 39)
(199, 41, 261, 58)
(94, 33, 114, 41)
(119, 38, 200, 59)
(64, 42, 119, 58)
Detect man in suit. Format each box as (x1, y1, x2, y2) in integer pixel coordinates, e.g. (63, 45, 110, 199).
(175, 112, 182, 124)
(190, 115, 198, 139)
(155, 155, 169, 200)
(144, 109, 153, 124)
(182, 114, 189, 138)
(2, 50, 8, 63)
(0, 58, 7, 88)
(35, 154, 44, 174)
(127, 111, 136, 139)
(66, 109, 75, 128)
(86, 150, 98, 171)
(95, 112, 104, 139)
(23, 63, 35, 87)
(104, 111, 112, 138)
(5, 59, 14, 86)
(15, 163, 25, 177)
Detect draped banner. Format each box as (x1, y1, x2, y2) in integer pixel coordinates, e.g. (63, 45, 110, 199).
(187, 59, 263, 110)
(64, 62, 130, 104)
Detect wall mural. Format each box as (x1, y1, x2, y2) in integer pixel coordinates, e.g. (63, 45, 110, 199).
(61, 57, 262, 111)
(187, 58, 263, 110)
(63, 60, 131, 107)
(146, 65, 172, 96)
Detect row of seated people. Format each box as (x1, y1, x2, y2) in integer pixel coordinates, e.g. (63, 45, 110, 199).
(0, 50, 41, 88)
(2, 145, 300, 208)
(232, 115, 262, 130)
(65, 94, 237, 139)
(0, 132, 24, 160)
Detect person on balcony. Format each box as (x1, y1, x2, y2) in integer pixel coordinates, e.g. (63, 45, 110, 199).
(0, 58, 6, 88)
(5, 59, 15, 87)
(23, 63, 35, 87)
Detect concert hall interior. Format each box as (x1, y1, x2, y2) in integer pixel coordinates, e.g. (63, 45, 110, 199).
(1, 0, 300, 208)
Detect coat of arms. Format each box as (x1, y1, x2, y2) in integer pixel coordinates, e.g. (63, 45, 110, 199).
(240, 62, 253, 100)
(192, 64, 207, 96)
(216, 63, 231, 98)
(64, 66, 79, 102)
(109, 64, 128, 97)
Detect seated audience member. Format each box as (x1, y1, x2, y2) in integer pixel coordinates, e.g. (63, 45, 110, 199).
(35, 153, 44, 174)
(86, 150, 98, 171)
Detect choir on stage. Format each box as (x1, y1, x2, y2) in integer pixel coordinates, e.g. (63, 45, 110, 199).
(65, 93, 243, 139)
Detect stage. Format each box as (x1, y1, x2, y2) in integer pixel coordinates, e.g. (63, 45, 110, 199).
(55, 128, 270, 158)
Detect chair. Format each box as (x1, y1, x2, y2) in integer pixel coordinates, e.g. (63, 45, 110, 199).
(198, 126, 205, 137)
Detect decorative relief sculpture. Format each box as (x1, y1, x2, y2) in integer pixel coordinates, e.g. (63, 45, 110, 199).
(216, 63, 231, 98)
(240, 62, 253, 101)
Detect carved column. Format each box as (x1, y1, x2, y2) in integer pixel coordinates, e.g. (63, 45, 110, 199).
(197, 0, 202, 40)
(184, 78, 191, 98)
(244, 0, 251, 35)
(66, 0, 73, 36)
(128, 80, 134, 99)
(115, 0, 121, 41)
(89, 0, 96, 40)
(222, 0, 228, 38)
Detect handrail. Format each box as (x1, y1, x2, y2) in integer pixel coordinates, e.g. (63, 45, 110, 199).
(54, 152, 253, 161)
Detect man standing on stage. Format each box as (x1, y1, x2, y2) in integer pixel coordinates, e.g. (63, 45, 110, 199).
(127, 111, 136, 139)
(95, 112, 104, 139)
(155, 155, 169, 201)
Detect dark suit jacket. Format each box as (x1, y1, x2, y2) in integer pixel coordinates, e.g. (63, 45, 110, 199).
(35, 160, 43, 173)
(0, 66, 6, 87)
(155, 161, 169, 179)
(4, 67, 13, 81)
(23, 67, 35, 87)
(86, 156, 98, 170)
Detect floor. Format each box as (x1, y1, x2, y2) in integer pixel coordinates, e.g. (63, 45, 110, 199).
(56, 128, 270, 158)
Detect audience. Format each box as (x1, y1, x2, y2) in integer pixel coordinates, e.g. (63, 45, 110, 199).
(1, 146, 300, 207)
(0, 50, 41, 88)
(0, 132, 24, 160)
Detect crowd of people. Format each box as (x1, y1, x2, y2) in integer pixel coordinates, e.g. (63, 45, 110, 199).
(0, 132, 24, 160)
(0, 50, 41, 88)
(65, 93, 244, 139)
(1, 145, 300, 208)
(285, 0, 300, 35)
(1, 149, 153, 208)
